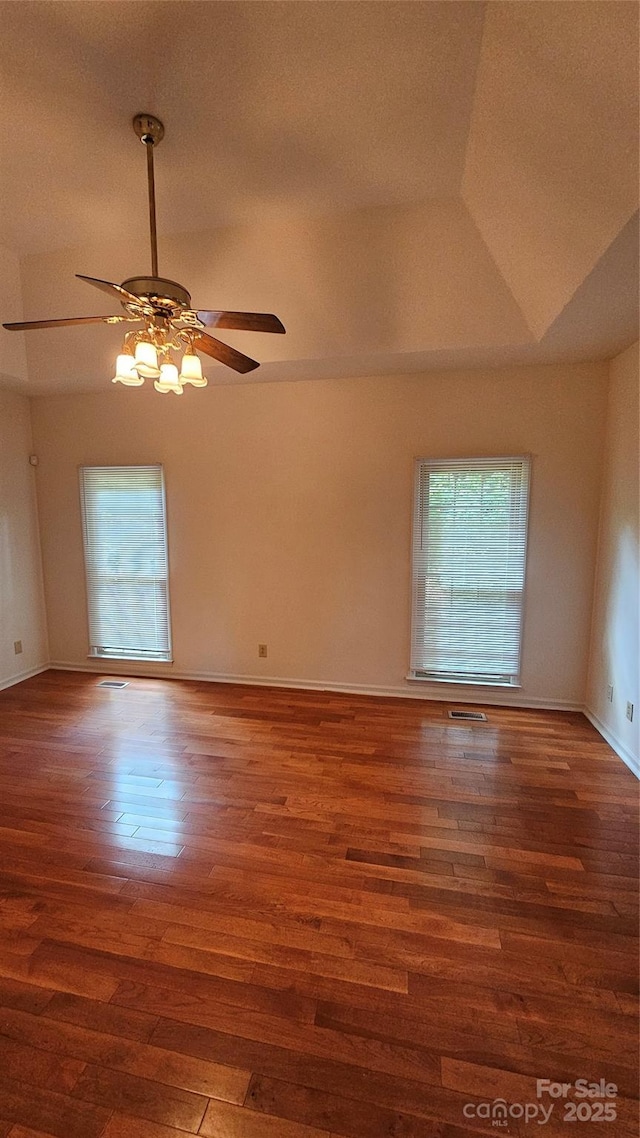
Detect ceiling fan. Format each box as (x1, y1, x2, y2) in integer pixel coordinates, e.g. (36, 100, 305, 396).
(3, 114, 285, 393)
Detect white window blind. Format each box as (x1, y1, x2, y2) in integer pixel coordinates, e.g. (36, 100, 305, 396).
(79, 465, 172, 662)
(410, 456, 530, 686)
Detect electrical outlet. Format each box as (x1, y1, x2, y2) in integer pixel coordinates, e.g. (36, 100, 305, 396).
(258, 644, 268, 658)
(13, 640, 22, 655)
(607, 684, 614, 702)
(626, 702, 634, 722)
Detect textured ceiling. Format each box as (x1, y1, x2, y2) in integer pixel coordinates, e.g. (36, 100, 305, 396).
(0, 0, 637, 393)
(463, 1, 639, 338)
(0, 0, 485, 252)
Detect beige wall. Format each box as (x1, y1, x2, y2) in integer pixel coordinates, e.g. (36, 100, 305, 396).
(586, 342, 639, 772)
(30, 361, 607, 707)
(0, 389, 48, 687)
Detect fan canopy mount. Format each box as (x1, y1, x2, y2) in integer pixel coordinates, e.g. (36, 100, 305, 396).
(132, 113, 165, 147)
(2, 113, 286, 387)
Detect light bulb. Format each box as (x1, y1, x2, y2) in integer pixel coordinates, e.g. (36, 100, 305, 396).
(134, 340, 160, 378)
(112, 352, 144, 386)
(179, 352, 207, 387)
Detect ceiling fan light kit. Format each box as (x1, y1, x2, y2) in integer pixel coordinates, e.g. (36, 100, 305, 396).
(3, 114, 285, 393)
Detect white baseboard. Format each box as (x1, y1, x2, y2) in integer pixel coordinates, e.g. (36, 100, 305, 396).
(583, 708, 639, 779)
(0, 663, 50, 693)
(48, 660, 582, 711)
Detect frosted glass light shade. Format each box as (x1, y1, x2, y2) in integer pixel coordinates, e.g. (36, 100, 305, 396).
(134, 340, 160, 378)
(179, 352, 207, 387)
(154, 381, 183, 394)
(154, 362, 183, 394)
(112, 352, 144, 386)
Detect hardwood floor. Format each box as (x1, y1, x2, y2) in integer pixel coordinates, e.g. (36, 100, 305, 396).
(0, 669, 637, 1138)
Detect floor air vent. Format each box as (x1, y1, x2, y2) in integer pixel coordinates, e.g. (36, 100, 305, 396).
(448, 710, 487, 721)
(97, 680, 129, 689)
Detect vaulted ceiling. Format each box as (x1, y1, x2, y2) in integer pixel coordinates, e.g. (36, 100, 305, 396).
(0, 0, 637, 393)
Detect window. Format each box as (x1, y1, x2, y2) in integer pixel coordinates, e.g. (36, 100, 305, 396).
(79, 465, 172, 662)
(410, 456, 530, 686)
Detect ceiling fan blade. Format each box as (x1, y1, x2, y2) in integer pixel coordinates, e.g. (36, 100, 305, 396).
(2, 314, 130, 332)
(76, 275, 142, 307)
(196, 311, 285, 334)
(194, 332, 260, 373)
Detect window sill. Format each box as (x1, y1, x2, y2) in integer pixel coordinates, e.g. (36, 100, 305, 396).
(88, 654, 174, 665)
(406, 674, 521, 689)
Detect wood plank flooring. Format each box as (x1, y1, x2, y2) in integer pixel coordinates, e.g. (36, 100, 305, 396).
(0, 669, 637, 1138)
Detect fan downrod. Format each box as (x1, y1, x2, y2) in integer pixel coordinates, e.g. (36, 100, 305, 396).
(132, 114, 164, 276)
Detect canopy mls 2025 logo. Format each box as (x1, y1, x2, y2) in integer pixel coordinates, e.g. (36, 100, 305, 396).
(462, 1078, 618, 1127)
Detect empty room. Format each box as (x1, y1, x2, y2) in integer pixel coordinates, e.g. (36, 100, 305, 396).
(0, 2, 638, 1136)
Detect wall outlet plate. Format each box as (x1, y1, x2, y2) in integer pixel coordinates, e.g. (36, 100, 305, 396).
(626, 702, 634, 722)
(258, 644, 268, 658)
(14, 640, 22, 654)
